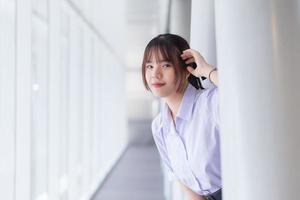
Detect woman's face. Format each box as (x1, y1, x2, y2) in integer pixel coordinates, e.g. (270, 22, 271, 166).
(145, 53, 178, 98)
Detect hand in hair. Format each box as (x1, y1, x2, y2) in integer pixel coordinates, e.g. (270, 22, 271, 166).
(181, 49, 213, 78)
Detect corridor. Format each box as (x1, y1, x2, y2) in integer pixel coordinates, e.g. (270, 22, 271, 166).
(92, 143, 165, 200)
(1, 0, 299, 200)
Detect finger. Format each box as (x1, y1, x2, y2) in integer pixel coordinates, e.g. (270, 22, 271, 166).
(181, 51, 192, 57)
(182, 49, 193, 54)
(181, 49, 193, 58)
(180, 53, 188, 59)
(182, 49, 195, 56)
(181, 53, 193, 61)
(185, 58, 195, 64)
(186, 66, 195, 74)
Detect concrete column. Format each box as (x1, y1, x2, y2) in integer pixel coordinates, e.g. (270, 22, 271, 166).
(0, 1, 16, 199)
(169, 0, 191, 41)
(190, 0, 217, 88)
(15, 0, 32, 199)
(167, 1, 193, 198)
(215, 1, 300, 199)
(190, 0, 217, 67)
(48, 0, 61, 199)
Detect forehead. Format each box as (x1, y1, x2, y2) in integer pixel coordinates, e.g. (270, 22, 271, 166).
(145, 45, 171, 63)
(146, 57, 170, 64)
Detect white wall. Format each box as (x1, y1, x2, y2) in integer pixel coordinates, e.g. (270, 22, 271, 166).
(0, 0, 128, 200)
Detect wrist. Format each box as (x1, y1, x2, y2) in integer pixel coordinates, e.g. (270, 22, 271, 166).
(203, 64, 215, 78)
(208, 67, 217, 83)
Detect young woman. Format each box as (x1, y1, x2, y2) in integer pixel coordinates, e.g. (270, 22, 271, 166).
(141, 33, 222, 200)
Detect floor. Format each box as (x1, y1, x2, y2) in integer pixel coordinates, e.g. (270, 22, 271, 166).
(91, 142, 166, 200)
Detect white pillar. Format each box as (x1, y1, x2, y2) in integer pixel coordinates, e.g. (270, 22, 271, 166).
(48, 0, 60, 199)
(0, 1, 16, 199)
(190, 0, 216, 88)
(215, 1, 300, 199)
(190, 0, 217, 67)
(168, 1, 193, 198)
(169, 0, 191, 41)
(15, 0, 32, 199)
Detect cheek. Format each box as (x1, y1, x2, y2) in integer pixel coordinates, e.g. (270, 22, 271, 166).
(166, 71, 177, 84)
(145, 71, 151, 84)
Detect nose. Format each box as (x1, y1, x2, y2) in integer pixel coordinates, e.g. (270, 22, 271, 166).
(151, 66, 162, 78)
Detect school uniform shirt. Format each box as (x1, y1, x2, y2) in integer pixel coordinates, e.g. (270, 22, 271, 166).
(151, 83, 221, 196)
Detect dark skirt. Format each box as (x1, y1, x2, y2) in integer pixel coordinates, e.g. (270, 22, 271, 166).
(205, 189, 222, 200)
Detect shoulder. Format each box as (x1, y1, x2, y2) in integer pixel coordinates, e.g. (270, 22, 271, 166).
(202, 86, 218, 98)
(194, 86, 218, 104)
(206, 86, 219, 104)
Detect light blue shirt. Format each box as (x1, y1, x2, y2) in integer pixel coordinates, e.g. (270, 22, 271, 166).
(152, 84, 221, 196)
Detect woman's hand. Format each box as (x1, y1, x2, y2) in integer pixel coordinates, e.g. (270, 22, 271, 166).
(181, 49, 214, 78)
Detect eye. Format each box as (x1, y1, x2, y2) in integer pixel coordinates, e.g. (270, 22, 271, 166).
(162, 64, 171, 68)
(146, 65, 153, 69)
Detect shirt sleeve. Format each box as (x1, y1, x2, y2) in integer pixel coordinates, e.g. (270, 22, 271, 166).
(207, 86, 220, 129)
(151, 115, 176, 181)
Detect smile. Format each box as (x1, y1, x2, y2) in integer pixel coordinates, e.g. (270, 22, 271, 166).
(152, 83, 165, 88)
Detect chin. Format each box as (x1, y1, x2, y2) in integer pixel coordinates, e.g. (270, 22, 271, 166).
(151, 90, 169, 98)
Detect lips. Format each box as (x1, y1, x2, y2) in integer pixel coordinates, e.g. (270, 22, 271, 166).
(152, 83, 165, 88)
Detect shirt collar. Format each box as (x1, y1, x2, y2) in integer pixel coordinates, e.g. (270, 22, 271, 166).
(161, 101, 172, 134)
(161, 84, 198, 134)
(177, 83, 197, 121)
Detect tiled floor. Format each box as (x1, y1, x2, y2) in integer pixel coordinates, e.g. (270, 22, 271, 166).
(91, 143, 166, 200)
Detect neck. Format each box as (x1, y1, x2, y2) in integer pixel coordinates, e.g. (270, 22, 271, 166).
(163, 84, 188, 120)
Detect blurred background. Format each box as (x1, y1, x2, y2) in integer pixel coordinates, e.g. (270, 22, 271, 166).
(1, 0, 300, 200)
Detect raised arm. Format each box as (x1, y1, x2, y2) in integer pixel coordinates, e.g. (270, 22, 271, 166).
(181, 49, 219, 86)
